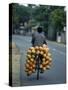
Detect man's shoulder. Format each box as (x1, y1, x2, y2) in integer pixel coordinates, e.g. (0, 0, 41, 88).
(32, 31, 37, 35)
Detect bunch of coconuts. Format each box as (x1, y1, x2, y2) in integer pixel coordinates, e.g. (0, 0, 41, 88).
(25, 44, 52, 76)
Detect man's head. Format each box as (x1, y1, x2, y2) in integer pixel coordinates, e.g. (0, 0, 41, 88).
(37, 27, 43, 33)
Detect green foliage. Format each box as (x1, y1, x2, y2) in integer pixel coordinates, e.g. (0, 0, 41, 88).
(49, 8, 66, 32)
(12, 3, 30, 29)
(32, 5, 50, 33)
(12, 3, 66, 35)
(33, 5, 49, 21)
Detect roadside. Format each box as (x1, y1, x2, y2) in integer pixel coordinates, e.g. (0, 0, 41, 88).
(11, 42, 21, 86)
(47, 40, 66, 47)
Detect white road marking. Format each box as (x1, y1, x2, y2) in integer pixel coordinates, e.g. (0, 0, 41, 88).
(47, 40, 66, 48)
(51, 48, 66, 55)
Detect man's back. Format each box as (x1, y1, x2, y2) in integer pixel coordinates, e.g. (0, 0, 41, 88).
(32, 31, 47, 46)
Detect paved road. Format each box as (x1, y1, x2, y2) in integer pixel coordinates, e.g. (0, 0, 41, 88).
(12, 35, 66, 86)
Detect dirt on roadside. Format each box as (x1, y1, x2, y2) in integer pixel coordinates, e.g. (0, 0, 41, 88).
(9, 42, 21, 86)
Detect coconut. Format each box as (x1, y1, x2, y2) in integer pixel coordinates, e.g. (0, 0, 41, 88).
(31, 55, 35, 58)
(48, 53, 51, 57)
(46, 56, 50, 60)
(32, 69, 35, 73)
(36, 50, 40, 54)
(31, 49, 35, 54)
(25, 63, 29, 68)
(32, 64, 35, 68)
(42, 58, 46, 62)
(39, 46, 43, 51)
(27, 71, 32, 76)
(46, 65, 50, 69)
(40, 64, 43, 68)
(26, 60, 30, 64)
(45, 60, 49, 65)
(29, 66, 33, 70)
(49, 58, 52, 62)
(40, 51, 44, 55)
(30, 58, 34, 62)
(43, 44, 48, 48)
(27, 49, 31, 54)
(35, 46, 39, 50)
(43, 54, 46, 58)
(27, 54, 31, 59)
(43, 67, 46, 71)
(30, 47, 34, 50)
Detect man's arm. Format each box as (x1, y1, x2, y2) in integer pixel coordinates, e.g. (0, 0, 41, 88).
(43, 35, 47, 45)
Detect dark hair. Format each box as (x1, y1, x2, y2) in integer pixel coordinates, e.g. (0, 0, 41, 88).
(37, 27, 43, 33)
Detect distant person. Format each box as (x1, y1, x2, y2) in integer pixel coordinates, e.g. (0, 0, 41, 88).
(31, 27, 47, 47)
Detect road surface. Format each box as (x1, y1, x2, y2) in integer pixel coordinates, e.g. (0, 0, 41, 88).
(12, 35, 66, 86)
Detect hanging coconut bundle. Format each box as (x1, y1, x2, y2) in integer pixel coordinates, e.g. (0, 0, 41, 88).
(25, 44, 52, 76)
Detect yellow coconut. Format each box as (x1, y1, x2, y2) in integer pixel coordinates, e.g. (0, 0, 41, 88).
(46, 65, 50, 69)
(46, 56, 50, 60)
(32, 55, 35, 58)
(25, 63, 29, 68)
(32, 69, 35, 73)
(42, 61, 46, 65)
(43, 47, 49, 53)
(26, 60, 30, 64)
(31, 49, 35, 54)
(28, 62, 33, 66)
(42, 62, 46, 67)
(43, 54, 46, 58)
(40, 51, 44, 55)
(30, 58, 34, 62)
(27, 54, 31, 59)
(35, 46, 39, 50)
(49, 58, 52, 62)
(36, 50, 40, 54)
(45, 60, 49, 65)
(29, 66, 33, 70)
(48, 53, 51, 57)
(34, 60, 36, 64)
(40, 64, 43, 68)
(42, 58, 46, 62)
(32, 64, 35, 68)
(27, 71, 32, 76)
(27, 49, 31, 54)
(46, 47, 49, 52)
(30, 47, 35, 50)
(39, 46, 43, 51)
(43, 48, 47, 52)
(43, 67, 46, 71)
(43, 44, 48, 48)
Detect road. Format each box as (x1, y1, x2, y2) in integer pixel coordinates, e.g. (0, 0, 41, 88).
(12, 35, 66, 86)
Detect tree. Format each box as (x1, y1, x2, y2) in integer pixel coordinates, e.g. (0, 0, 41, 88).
(12, 3, 20, 30)
(32, 5, 50, 35)
(49, 8, 66, 33)
(12, 3, 30, 30)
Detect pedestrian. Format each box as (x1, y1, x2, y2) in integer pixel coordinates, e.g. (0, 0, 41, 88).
(31, 26, 47, 47)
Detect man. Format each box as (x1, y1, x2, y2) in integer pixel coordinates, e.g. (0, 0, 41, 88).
(31, 27, 47, 47)
(31, 27, 47, 73)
